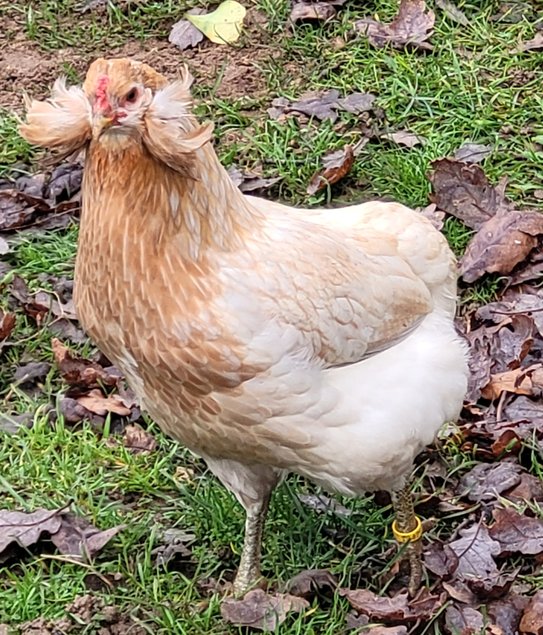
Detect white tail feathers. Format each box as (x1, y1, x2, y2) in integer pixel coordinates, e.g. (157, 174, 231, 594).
(20, 78, 91, 152)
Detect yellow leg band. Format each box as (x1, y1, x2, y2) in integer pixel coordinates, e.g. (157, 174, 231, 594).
(392, 516, 423, 543)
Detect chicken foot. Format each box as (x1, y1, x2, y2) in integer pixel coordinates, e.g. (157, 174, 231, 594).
(233, 493, 271, 597)
(391, 482, 423, 597)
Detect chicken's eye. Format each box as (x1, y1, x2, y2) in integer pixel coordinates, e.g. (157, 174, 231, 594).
(124, 88, 139, 104)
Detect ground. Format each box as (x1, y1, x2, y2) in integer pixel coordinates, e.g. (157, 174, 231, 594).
(1, 1, 543, 634)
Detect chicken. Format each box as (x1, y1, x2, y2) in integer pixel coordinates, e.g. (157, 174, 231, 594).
(21, 57, 469, 596)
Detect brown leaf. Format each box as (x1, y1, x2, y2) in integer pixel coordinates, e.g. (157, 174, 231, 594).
(519, 590, 543, 634)
(220, 589, 309, 631)
(489, 508, 543, 557)
(488, 594, 529, 635)
(290, 2, 336, 23)
(355, 0, 435, 50)
(444, 604, 484, 635)
(268, 90, 375, 122)
(482, 365, 543, 401)
(152, 528, 195, 567)
(477, 293, 543, 339)
(52, 339, 118, 389)
(504, 396, 543, 424)
(458, 462, 522, 502)
(454, 142, 493, 163)
(122, 423, 157, 453)
(435, 0, 468, 25)
(340, 588, 441, 623)
(513, 32, 543, 53)
(227, 166, 281, 193)
(76, 389, 132, 417)
(168, 10, 205, 50)
(417, 203, 445, 230)
(0, 508, 62, 558)
(460, 209, 543, 283)
(448, 524, 501, 582)
(381, 130, 425, 148)
(429, 158, 508, 230)
(0, 310, 16, 341)
(286, 568, 337, 599)
(307, 145, 354, 194)
(58, 396, 104, 426)
(13, 361, 51, 385)
(505, 472, 543, 503)
(50, 513, 125, 561)
(364, 628, 408, 635)
(424, 542, 459, 579)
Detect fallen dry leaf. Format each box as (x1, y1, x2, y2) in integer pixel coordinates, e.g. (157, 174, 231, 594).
(381, 130, 425, 148)
(0, 508, 62, 558)
(519, 590, 543, 634)
(481, 365, 543, 401)
(460, 208, 543, 283)
(307, 145, 354, 195)
(77, 389, 132, 417)
(355, 0, 435, 50)
(186, 0, 246, 45)
(424, 542, 459, 579)
(168, 9, 205, 50)
(364, 627, 408, 635)
(52, 339, 118, 389)
(444, 605, 484, 635)
(220, 589, 309, 631)
(448, 524, 501, 583)
(51, 513, 125, 561)
(0, 163, 82, 233)
(290, 2, 336, 23)
(122, 423, 157, 453)
(0, 310, 15, 341)
(152, 528, 195, 567)
(268, 90, 375, 123)
(435, 0, 468, 25)
(227, 166, 281, 193)
(340, 588, 441, 623)
(417, 203, 445, 230)
(458, 462, 521, 502)
(513, 32, 543, 53)
(489, 508, 543, 557)
(488, 594, 530, 635)
(13, 361, 51, 385)
(429, 158, 507, 230)
(454, 142, 493, 163)
(506, 472, 543, 503)
(286, 568, 337, 599)
(297, 492, 352, 517)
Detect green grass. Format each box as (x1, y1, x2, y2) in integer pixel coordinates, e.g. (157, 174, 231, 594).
(0, 111, 34, 176)
(1, 0, 543, 631)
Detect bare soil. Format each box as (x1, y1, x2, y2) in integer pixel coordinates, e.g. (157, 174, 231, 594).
(0, 7, 279, 111)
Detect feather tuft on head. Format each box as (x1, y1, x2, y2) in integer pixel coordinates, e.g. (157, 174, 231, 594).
(19, 78, 92, 155)
(142, 67, 214, 178)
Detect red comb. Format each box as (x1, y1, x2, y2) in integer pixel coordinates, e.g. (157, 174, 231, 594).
(95, 75, 110, 111)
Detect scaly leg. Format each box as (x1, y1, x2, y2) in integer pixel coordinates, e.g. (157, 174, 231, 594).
(391, 482, 423, 597)
(233, 492, 271, 597)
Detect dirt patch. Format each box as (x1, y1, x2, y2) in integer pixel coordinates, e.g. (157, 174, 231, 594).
(0, 7, 278, 111)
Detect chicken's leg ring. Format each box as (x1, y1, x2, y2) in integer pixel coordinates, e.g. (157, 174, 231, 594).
(391, 482, 423, 597)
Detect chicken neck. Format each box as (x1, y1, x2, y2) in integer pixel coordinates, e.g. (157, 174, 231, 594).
(82, 138, 264, 261)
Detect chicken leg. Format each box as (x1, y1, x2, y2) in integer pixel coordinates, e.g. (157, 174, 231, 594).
(233, 493, 270, 596)
(391, 482, 423, 597)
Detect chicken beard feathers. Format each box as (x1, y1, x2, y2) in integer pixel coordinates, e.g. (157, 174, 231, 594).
(20, 77, 92, 156)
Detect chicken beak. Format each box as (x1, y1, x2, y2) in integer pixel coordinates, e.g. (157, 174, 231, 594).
(92, 114, 115, 137)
